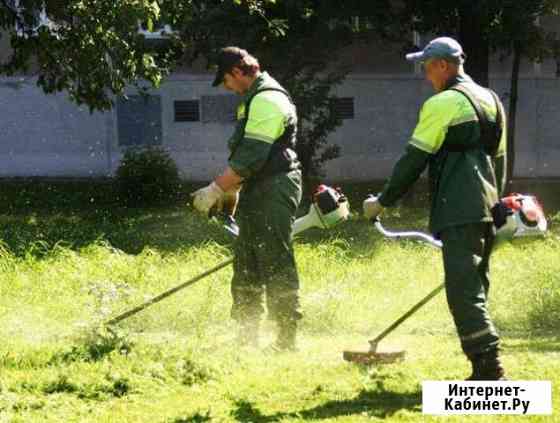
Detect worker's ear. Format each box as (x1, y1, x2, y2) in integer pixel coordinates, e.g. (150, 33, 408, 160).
(434, 59, 446, 71)
(442, 59, 455, 72)
(230, 67, 244, 78)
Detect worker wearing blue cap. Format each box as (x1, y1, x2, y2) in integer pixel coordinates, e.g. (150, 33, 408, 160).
(364, 37, 508, 380)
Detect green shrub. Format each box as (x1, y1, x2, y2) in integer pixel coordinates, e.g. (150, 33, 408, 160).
(115, 147, 181, 206)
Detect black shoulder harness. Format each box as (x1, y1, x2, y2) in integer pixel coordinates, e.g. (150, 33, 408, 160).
(448, 85, 503, 156)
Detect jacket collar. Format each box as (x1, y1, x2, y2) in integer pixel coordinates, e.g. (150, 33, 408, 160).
(443, 72, 473, 90)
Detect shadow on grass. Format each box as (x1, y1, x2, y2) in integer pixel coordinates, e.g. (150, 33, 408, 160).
(168, 410, 212, 423)
(0, 207, 440, 267)
(0, 207, 235, 257)
(0, 179, 432, 260)
(5, 178, 555, 260)
(0, 178, 231, 257)
(230, 387, 422, 422)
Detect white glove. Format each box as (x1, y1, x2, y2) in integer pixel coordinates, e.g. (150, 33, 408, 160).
(363, 195, 384, 220)
(191, 182, 224, 215)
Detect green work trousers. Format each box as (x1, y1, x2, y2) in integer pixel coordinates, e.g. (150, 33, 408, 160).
(231, 170, 303, 325)
(440, 222, 500, 356)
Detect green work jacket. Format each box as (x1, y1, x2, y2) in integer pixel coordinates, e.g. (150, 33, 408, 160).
(227, 72, 298, 180)
(378, 74, 507, 235)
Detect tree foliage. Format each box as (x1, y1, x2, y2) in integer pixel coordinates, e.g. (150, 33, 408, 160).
(397, 0, 560, 86)
(0, 1, 285, 112)
(0, 0, 170, 111)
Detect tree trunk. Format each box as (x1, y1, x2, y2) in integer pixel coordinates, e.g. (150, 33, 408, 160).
(506, 42, 522, 192)
(458, 2, 489, 87)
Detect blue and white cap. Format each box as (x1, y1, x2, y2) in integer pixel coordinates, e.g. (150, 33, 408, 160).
(406, 37, 465, 64)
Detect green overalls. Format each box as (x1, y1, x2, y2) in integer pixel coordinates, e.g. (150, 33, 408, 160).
(227, 72, 303, 328)
(378, 74, 507, 356)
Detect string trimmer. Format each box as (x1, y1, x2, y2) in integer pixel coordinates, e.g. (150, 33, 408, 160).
(343, 193, 548, 365)
(105, 185, 350, 326)
(342, 217, 443, 364)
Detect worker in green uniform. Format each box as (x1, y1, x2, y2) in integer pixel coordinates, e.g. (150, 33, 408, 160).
(191, 47, 302, 351)
(363, 37, 507, 380)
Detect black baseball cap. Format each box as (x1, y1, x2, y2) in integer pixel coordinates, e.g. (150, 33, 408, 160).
(212, 46, 249, 87)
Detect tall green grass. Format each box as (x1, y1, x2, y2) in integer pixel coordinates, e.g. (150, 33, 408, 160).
(1, 180, 559, 422)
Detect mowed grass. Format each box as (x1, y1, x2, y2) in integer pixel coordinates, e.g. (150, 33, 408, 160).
(0, 179, 559, 422)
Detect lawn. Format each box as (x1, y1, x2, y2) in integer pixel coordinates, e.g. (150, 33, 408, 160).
(0, 180, 559, 422)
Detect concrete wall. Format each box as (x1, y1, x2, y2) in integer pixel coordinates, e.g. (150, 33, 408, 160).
(0, 77, 110, 177)
(326, 75, 560, 180)
(0, 73, 559, 181)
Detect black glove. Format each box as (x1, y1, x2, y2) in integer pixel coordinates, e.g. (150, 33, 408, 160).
(491, 201, 513, 229)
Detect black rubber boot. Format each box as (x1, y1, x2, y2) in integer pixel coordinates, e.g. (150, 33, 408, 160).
(466, 349, 507, 380)
(266, 320, 298, 353)
(236, 320, 259, 348)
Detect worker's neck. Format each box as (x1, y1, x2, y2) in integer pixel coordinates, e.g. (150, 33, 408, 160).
(441, 68, 467, 91)
(241, 72, 262, 95)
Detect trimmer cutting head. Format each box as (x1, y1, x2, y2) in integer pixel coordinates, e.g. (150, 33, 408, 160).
(343, 341, 406, 365)
(342, 220, 446, 366)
